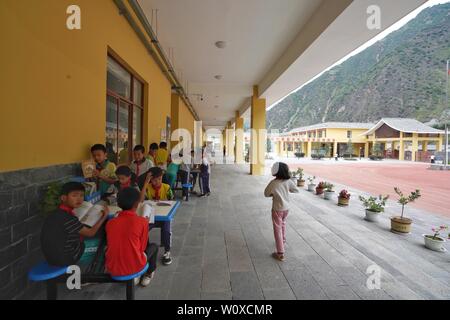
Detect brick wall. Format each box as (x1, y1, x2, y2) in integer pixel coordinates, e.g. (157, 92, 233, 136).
(0, 164, 80, 300)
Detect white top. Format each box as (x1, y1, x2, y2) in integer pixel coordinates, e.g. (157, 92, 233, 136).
(130, 158, 154, 177)
(264, 179, 299, 211)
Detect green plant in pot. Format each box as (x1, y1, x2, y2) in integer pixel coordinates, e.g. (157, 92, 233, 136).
(338, 189, 351, 206)
(40, 181, 64, 217)
(324, 183, 335, 200)
(307, 176, 316, 192)
(391, 188, 421, 234)
(316, 181, 326, 196)
(359, 195, 389, 222)
(296, 168, 305, 187)
(423, 226, 448, 252)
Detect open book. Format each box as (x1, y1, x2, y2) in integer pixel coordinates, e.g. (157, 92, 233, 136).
(108, 203, 155, 223)
(73, 201, 106, 227)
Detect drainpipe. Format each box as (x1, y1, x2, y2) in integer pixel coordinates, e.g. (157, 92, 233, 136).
(113, 0, 200, 121)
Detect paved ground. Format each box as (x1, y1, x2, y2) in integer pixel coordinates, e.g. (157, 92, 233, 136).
(42, 164, 450, 300)
(281, 158, 450, 217)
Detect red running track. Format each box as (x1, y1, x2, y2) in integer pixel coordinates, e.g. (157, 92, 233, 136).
(290, 162, 450, 217)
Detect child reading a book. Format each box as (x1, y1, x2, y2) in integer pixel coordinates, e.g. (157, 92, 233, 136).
(105, 166, 140, 198)
(40, 182, 108, 266)
(140, 167, 174, 265)
(106, 188, 158, 287)
(264, 162, 299, 262)
(130, 145, 154, 189)
(91, 144, 117, 195)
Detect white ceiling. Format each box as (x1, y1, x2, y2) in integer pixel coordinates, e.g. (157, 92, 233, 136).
(137, 0, 428, 130)
(138, 0, 325, 127)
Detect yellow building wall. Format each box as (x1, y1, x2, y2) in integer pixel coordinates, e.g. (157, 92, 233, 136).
(0, 0, 172, 172)
(179, 100, 196, 139)
(324, 128, 368, 142)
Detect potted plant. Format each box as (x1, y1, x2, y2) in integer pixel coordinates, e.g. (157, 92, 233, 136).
(423, 226, 448, 252)
(307, 176, 316, 192)
(338, 190, 351, 206)
(40, 181, 64, 216)
(316, 182, 326, 195)
(359, 195, 389, 222)
(324, 183, 335, 200)
(391, 188, 421, 234)
(296, 168, 305, 187)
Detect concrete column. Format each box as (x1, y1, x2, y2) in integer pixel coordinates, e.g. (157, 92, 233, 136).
(438, 135, 444, 152)
(170, 93, 180, 149)
(235, 111, 244, 164)
(306, 141, 312, 158)
(364, 142, 369, 158)
(422, 141, 428, 152)
(333, 141, 338, 157)
(399, 133, 405, 161)
(250, 86, 266, 176)
(411, 133, 419, 162)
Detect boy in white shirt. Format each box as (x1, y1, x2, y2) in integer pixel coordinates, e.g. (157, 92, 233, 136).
(130, 145, 155, 189)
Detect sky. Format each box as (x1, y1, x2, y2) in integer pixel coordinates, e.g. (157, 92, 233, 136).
(268, 0, 450, 110)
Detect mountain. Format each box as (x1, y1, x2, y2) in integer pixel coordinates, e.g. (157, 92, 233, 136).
(267, 3, 450, 132)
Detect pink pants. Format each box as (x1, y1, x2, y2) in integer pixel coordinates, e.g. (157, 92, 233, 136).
(272, 210, 289, 254)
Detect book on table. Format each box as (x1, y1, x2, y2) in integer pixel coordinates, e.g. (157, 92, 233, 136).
(108, 203, 156, 223)
(73, 201, 106, 227)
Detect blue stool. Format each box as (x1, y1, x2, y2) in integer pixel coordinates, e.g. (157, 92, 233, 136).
(182, 183, 193, 201)
(111, 263, 149, 300)
(28, 262, 69, 300)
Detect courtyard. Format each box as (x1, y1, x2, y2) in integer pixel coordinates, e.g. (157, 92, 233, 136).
(283, 158, 450, 217)
(39, 164, 450, 300)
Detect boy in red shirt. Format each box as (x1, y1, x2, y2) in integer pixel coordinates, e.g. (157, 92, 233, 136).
(105, 188, 158, 287)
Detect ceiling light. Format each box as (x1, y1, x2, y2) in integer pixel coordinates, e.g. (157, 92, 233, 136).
(214, 105, 219, 109)
(215, 41, 227, 49)
(214, 75, 223, 80)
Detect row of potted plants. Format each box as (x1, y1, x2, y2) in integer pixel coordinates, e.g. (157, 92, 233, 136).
(291, 167, 448, 252)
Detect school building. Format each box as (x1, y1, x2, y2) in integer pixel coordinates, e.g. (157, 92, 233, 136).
(274, 118, 445, 162)
(0, 0, 433, 299)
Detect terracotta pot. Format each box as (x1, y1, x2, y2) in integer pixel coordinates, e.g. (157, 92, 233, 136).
(316, 187, 325, 195)
(391, 216, 412, 234)
(297, 180, 305, 187)
(423, 235, 446, 252)
(338, 197, 349, 206)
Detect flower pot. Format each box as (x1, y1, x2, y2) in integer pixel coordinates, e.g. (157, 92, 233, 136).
(297, 179, 305, 187)
(307, 184, 316, 192)
(338, 197, 349, 206)
(390, 216, 412, 234)
(365, 209, 380, 222)
(324, 191, 334, 200)
(316, 187, 324, 195)
(423, 235, 446, 252)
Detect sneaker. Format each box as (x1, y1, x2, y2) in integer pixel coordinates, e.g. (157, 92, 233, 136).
(134, 277, 141, 285)
(272, 252, 285, 262)
(162, 251, 172, 265)
(198, 193, 207, 198)
(206, 192, 211, 197)
(140, 272, 154, 287)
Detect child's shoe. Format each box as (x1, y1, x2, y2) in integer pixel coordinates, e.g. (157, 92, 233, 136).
(134, 277, 141, 285)
(272, 252, 285, 262)
(162, 251, 172, 265)
(140, 272, 155, 287)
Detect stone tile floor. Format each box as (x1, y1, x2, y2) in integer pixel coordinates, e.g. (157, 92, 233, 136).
(40, 164, 450, 300)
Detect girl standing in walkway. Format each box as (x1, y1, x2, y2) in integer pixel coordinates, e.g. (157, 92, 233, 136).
(264, 162, 299, 261)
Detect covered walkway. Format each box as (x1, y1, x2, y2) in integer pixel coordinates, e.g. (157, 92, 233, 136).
(47, 165, 450, 300)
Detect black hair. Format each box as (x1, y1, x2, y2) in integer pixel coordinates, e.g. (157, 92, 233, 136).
(133, 145, 146, 153)
(117, 188, 141, 211)
(159, 142, 167, 149)
(275, 162, 291, 180)
(149, 143, 159, 151)
(91, 144, 107, 153)
(115, 166, 132, 177)
(149, 166, 163, 178)
(61, 182, 85, 196)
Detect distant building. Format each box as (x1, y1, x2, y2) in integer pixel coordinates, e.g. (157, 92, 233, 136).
(273, 118, 445, 162)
